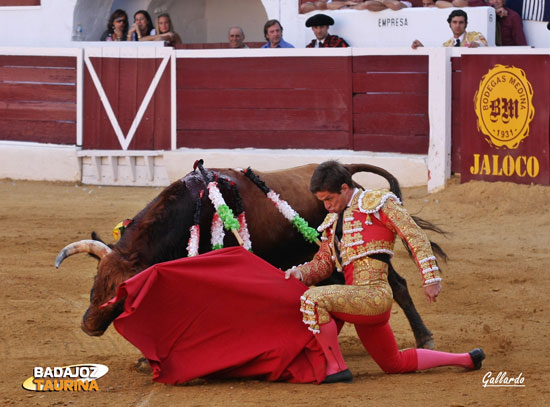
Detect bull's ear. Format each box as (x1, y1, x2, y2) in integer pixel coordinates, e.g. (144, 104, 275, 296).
(91, 232, 113, 248)
(91, 231, 104, 242)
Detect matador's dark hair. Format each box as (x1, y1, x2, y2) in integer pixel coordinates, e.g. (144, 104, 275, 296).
(309, 160, 354, 194)
(447, 9, 468, 26)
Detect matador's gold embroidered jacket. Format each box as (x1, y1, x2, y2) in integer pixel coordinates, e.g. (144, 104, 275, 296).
(295, 189, 441, 331)
(295, 188, 441, 291)
(296, 189, 442, 333)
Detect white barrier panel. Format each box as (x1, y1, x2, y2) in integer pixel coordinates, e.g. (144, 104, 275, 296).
(295, 7, 496, 48)
(163, 148, 428, 189)
(0, 142, 80, 182)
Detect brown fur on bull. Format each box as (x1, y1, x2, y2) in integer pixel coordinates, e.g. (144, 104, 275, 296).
(56, 163, 445, 349)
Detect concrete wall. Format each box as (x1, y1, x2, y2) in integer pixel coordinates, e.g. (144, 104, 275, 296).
(293, 7, 497, 48)
(0, 142, 428, 188)
(74, 0, 114, 41)
(0, 142, 81, 182)
(162, 148, 428, 189)
(205, 0, 268, 43)
(0, 0, 77, 46)
(523, 20, 550, 48)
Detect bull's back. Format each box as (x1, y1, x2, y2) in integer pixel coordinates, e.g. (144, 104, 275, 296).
(217, 166, 324, 269)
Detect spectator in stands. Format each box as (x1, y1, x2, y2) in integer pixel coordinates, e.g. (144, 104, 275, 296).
(228, 26, 248, 48)
(421, 0, 436, 6)
(488, 0, 527, 45)
(100, 9, 128, 41)
(261, 20, 295, 48)
(305, 14, 349, 47)
(127, 10, 155, 41)
(411, 9, 488, 48)
(301, 0, 390, 12)
(152, 13, 182, 46)
(300, 0, 330, 13)
(433, 0, 489, 7)
(327, 0, 412, 11)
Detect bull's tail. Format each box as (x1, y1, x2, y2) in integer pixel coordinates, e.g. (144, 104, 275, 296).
(345, 163, 402, 199)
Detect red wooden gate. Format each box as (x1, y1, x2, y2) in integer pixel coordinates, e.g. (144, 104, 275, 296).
(83, 48, 172, 150)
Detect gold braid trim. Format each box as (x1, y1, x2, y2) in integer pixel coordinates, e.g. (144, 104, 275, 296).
(317, 212, 337, 232)
(381, 197, 441, 286)
(293, 240, 335, 286)
(300, 295, 320, 333)
(300, 276, 393, 330)
(358, 189, 401, 213)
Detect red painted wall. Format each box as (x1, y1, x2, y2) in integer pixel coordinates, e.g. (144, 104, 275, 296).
(352, 55, 429, 154)
(176, 56, 353, 150)
(175, 42, 265, 49)
(0, 55, 76, 144)
(10, 51, 546, 184)
(0, 0, 40, 5)
(176, 55, 429, 154)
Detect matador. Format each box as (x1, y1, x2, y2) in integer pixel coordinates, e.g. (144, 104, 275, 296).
(285, 160, 485, 383)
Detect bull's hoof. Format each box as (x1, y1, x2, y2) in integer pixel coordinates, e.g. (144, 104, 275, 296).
(134, 357, 152, 374)
(417, 337, 435, 350)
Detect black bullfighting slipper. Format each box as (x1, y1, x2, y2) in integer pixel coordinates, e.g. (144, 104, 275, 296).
(469, 348, 486, 370)
(323, 369, 353, 384)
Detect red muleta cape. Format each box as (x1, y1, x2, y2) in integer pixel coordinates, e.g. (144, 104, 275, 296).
(108, 246, 327, 384)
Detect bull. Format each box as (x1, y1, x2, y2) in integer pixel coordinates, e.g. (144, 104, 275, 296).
(56, 162, 446, 349)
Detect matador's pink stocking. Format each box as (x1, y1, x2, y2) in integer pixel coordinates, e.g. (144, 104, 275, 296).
(416, 349, 474, 370)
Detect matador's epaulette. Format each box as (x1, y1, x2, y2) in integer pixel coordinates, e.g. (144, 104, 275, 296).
(317, 212, 337, 233)
(357, 189, 401, 214)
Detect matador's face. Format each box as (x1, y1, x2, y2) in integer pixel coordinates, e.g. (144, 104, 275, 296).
(315, 184, 353, 214)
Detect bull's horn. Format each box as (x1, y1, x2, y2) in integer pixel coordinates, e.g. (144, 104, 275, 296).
(55, 240, 112, 268)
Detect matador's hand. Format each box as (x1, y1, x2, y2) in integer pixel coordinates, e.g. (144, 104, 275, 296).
(424, 282, 442, 304)
(284, 267, 302, 281)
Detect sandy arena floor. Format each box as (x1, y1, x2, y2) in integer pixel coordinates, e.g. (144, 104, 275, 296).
(1, 177, 548, 406)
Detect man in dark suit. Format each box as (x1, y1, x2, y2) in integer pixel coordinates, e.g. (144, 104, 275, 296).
(305, 14, 349, 48)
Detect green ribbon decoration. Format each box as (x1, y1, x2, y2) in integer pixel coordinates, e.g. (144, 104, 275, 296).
(212, 243, 224, 250)
(216, 204, 240, 231)
(291, 215, 319, 243)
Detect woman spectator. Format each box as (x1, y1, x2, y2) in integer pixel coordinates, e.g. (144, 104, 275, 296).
(100, 9, 128, 41)
(127, 10, 156, 41)
(152, 13, 183, 46)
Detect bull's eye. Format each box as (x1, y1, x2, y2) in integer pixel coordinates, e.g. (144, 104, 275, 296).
(89, 275, 96, 302)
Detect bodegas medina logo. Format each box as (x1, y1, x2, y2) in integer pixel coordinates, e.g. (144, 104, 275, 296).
(471, 64, 538, 178)
(22, 364, 108, 392)
(474, 64, 535, 150)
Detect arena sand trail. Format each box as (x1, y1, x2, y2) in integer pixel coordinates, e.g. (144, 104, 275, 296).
(0, 177, 548, 406)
